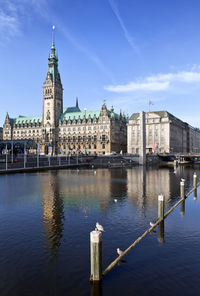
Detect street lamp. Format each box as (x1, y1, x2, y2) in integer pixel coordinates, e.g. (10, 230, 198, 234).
(84, 108, 87, 155)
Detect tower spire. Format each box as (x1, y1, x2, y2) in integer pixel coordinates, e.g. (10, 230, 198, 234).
(51, 25, 56, 57)
(76, 97, 79, 108)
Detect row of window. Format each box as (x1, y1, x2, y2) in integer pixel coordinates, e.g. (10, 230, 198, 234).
(61, 143, 106, 150)
(59, 135, 108, 142)
(132, 131, 165, 137)
(13, 130, 40, 135)
(60, 125, 108, 132)
(133, 124, 165, 130)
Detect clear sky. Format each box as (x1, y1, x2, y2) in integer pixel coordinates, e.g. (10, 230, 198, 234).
(1, 0, 200, 127)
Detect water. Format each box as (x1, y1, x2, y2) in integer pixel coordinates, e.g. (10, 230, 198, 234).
(0, 165, 200, 296)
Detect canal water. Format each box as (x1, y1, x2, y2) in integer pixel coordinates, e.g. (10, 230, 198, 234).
(0, 165, 200, 296)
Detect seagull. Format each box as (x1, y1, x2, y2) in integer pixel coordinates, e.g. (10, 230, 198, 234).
(96, 222, 105, 232)
(149, 221, 157, 233)
(114, 199, 118, 203)
(150, 221, 156, 227)
(117, 248, 123, 256)
(181, 178, 185, 182)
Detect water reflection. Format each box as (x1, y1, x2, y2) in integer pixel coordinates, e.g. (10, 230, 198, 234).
(39, 166, 198, 263)
(41, 171, 64, 263)
(158, 221, 165, 243)
(180, 199, 185, 216)
(126, 166, 196, 210)
(90, 281, 102, 296)
(1, 166, 200, 296)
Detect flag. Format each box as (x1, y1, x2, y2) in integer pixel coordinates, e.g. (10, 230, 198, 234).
(149, 100, 154, 112)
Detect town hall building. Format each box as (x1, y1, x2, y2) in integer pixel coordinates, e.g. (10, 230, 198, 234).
(3, 29, 127, 155)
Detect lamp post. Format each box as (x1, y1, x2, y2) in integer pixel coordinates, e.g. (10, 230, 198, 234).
(84, 108, 87, 155)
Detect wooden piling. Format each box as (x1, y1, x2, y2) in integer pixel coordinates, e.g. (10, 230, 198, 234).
(158, 194, 164, 220)
(90, 230, 102, 281)
(103, 180, 200, 277)
(180, 180, 185, 199)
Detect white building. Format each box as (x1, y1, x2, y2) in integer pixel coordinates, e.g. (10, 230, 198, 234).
(127, 111, 200, 154)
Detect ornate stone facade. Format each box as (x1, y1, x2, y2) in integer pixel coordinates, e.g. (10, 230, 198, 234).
(3, 30, 127, 155)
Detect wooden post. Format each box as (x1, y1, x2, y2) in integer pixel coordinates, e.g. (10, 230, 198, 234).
(158, 194, 164, 220)
(180, 180, 185, 199)
(90, 230, 102, 282)
(193, 172, 197, 200)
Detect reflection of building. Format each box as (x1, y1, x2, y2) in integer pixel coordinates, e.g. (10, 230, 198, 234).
(3, 29, 127, 155)
(128, 111, 200, 154)
(127, 167, 179, 208)
(41, 171, 64, 259)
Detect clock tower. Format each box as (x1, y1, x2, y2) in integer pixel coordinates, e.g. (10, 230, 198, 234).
(42, 26, 63, 154)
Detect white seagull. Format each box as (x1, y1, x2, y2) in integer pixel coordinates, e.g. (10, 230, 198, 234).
(150, 221, 156, 227)
(117, 248, 123, 256)
(96, 222, 105, 232)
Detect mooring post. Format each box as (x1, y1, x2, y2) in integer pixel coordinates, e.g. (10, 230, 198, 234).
(193, 172, 197, 200)
(180, 179, 185, 199)
(158, 194, 165, 220)
(90, 230, 102, 282)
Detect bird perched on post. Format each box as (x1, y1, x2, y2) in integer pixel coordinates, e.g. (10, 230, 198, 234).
(117, 248, 123, 256)
(96, 222, 105, 232)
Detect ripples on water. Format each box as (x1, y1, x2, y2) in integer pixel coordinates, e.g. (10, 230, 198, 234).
(0, 165, 200, 295)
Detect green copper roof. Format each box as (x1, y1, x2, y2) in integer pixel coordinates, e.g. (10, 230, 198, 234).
(61, 110, 101, 122)
(14, 115, 42, 124)
(63, 106, 81, 113)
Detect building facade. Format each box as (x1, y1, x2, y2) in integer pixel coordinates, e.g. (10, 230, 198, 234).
(3, 30, 127, 155)
(127, 111, 200, 154)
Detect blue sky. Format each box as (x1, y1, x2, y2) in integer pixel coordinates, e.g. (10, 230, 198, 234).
(1, 0, 200, 127)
